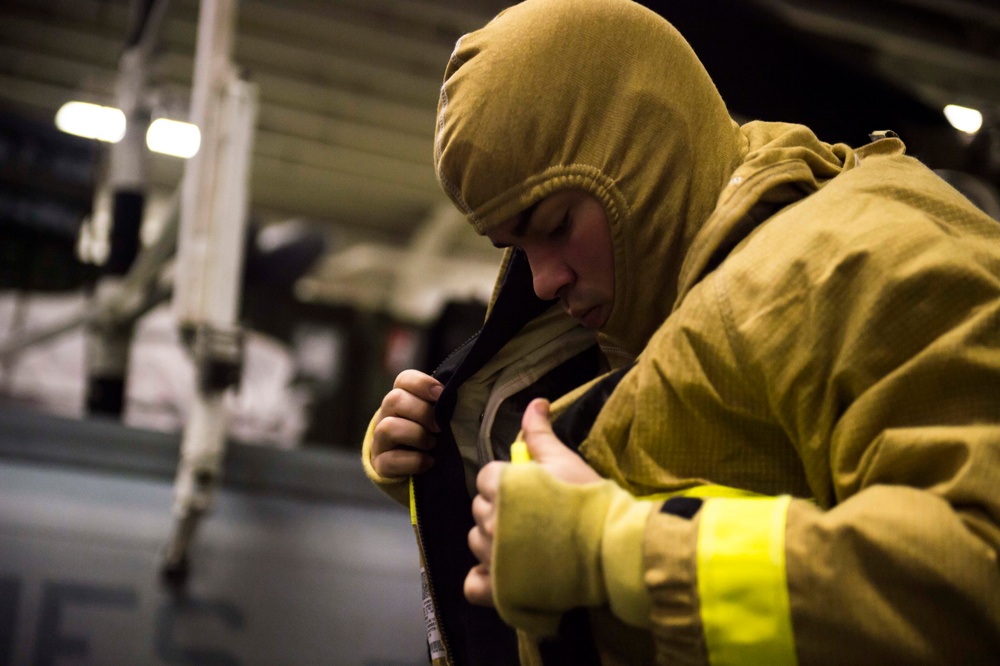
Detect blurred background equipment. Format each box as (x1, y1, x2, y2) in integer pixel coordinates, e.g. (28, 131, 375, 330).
(0, 113, 101, 293)
(0, 406, 425, 666)
(82, 0, 167, 419)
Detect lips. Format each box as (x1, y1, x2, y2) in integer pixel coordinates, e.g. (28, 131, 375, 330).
(567, 304, 603, 329)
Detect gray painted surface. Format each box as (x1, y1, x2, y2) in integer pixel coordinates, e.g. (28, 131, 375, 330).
(0, 409, 427, 665)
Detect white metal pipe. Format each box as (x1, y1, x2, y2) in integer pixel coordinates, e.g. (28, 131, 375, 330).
(174, 0, 238, 327)
(203, 76, 257, 327)
(165, 0, 259, 582)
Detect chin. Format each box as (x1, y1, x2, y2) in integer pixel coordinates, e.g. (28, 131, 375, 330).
(579, 306, 607, 329)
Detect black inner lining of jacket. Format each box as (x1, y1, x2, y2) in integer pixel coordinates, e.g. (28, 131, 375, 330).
(415, 250, 618, 665)
(490, 344, 603, 460)
(433, 250, 555, 424)
(551, 362, 635, 451)
(416, 250, 563, 666)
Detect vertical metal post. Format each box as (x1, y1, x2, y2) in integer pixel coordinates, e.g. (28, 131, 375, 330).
(162, 0, 257, 584)
(174, 0, 237, 327)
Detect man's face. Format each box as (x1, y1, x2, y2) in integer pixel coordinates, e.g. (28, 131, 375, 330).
(487, 189, 614, 329)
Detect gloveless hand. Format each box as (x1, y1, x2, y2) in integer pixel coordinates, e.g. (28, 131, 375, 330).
(371, 369, 443, 478)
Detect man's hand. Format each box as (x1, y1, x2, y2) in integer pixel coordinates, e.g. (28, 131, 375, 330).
(371, 369, 443, 478)
(465, 398, 601, 606)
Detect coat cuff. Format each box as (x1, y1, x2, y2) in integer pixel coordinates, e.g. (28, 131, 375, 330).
(602, 490, 656, 628)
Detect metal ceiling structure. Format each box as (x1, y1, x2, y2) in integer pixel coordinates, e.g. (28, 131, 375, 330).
(0, 0, 507, 236)
(758, 0, 1000, 114)
(646, 0, 1000, 166)
(1, 0, 998, 313)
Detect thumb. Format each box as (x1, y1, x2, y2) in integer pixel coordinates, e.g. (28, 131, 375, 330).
(521, 398, 570, 462)
(520, 398, 603, 485)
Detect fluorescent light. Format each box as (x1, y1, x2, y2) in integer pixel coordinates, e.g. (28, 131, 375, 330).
(55, 101, 126, 142)
(146, 118, 201, 158)
(57, 101, 200, 158)
(943, 104, 983, 134)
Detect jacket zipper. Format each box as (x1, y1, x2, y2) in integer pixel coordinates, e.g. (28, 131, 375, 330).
(411, 477, 456, 664)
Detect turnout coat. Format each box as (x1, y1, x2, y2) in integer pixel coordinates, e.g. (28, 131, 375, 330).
(364, 0, 1000, 663)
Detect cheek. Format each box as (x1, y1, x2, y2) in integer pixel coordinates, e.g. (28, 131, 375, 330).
(573, 243, 614, 295)
(592, 227, 615, 297)
(599, 246, 615, 297)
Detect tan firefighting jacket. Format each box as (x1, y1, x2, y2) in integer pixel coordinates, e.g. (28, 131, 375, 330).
(364, 0, 1000, 663)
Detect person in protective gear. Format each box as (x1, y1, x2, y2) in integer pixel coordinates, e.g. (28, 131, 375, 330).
(363, 0, 1000, 663)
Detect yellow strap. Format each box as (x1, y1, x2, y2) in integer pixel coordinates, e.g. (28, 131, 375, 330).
(409, 476, 417, 526)
(697, 496, 797, 666)
(510, 440, 531, 464)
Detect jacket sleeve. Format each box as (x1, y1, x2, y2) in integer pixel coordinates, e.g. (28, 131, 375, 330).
(644, 200, 1000, 664)
(360, 410, 411, 507)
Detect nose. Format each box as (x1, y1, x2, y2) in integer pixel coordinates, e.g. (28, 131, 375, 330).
(526, 247, 573, 301)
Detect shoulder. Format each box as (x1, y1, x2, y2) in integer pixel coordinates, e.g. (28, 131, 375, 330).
(682, 160, 1000, 379)
(720, 157, 999, 299)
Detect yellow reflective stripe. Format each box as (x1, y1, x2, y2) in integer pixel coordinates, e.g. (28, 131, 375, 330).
(697, 496, 797, 666)
(680, 485, 764, 499)
(637, 484, 763, 503)
(409, 476, 417, 526)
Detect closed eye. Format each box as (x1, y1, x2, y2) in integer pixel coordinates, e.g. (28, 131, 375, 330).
(550, 213, 571, 239)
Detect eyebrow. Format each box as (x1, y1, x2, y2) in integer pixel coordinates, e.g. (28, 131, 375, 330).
(491, 201, 540, 249)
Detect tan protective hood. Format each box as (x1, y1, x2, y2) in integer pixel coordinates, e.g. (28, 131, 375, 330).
(435, 0, 744, 356)
(435, 0, 861, 358)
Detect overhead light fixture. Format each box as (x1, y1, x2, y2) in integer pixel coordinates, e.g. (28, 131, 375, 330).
(943, 104, 983, 134)
(55, 101, 126, 143)
(56, 101, 200, 158)
(146, 118, 201, 158)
